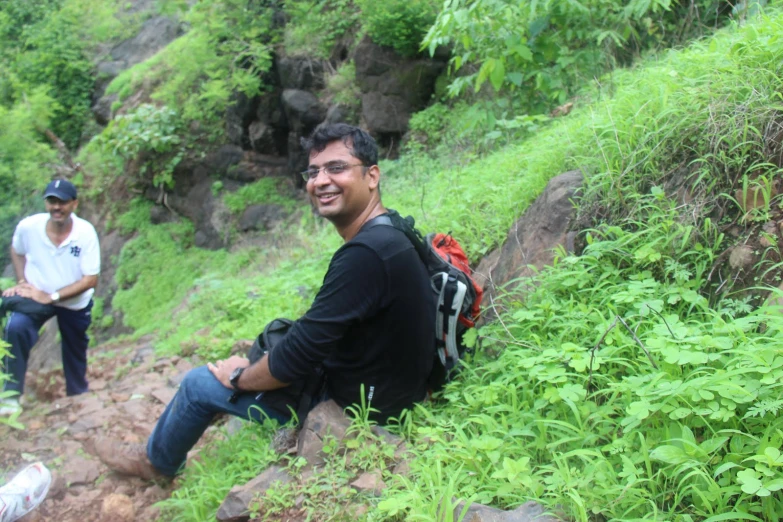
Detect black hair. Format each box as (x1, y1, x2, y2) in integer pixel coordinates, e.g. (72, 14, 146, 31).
(301, 123, 378, 166)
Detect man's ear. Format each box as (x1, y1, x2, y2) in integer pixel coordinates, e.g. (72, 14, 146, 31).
(72, 199, 79, 211)
(365, 165, 381, 190)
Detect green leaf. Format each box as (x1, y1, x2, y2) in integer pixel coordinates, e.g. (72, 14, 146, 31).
(650, 445, 689, 465)
(489, 59, 506, 91)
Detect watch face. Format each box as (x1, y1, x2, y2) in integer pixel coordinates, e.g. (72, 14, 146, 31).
(230, 367, 243, 387)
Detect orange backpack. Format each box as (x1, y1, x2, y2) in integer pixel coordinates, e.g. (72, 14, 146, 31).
(374, 211, 484, 391)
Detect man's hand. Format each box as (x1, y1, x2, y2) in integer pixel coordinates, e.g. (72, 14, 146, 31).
(1, 283, 51, 304)
(207, 355, 250, 389)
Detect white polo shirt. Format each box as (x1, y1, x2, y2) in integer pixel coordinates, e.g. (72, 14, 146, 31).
(12, 213, 101, 310)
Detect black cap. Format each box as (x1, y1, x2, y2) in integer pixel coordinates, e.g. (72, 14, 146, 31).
(43, 179, 77, 201)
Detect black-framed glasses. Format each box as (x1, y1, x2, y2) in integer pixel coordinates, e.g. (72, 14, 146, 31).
(301, 163, 366, 182)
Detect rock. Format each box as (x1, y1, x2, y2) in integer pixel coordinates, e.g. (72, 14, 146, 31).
(360, 92, 411, 134)
(248, 121, 278, 154)
(61, 456, 100, 486)
(238, 204, 287, 232)
(475, 171, 583, 311)
(151, 388, 176, 405)
(226, 91, 261, 147)
(270, 427, 299, 454)
(25, 318, 61, 376)
(216, 465, 293, 522)
(350, 470, 386, 495)
(729, 245, 755, 270)
(100, 493, 135, 522)
(278, 56, 325, 90)
(453, 500, 559, 522)
(297, 400, 351, 468)
(761, 220, 778, 248)
(92, 93, 118, 125)
(354, 37, 445, 135)
(282, 89, 326, 131)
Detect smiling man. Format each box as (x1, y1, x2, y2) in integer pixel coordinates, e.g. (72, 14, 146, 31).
(94, 123, 435, 480)
(0, 179, 100, 415)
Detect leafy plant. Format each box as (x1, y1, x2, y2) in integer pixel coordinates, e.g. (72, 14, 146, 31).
(355, 0, 438, 56)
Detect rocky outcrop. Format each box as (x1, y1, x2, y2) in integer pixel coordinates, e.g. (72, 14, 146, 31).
(92, 16, 182, 123)
(354, 37, 446, 137)
(474, 171, 584, 310)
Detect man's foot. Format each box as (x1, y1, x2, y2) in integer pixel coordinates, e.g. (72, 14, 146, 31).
(0, 462, 51, 522)
(93, 437, 169, 482)
(0, 398, 21, 417)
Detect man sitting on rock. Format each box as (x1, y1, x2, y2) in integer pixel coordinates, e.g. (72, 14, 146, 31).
(94, 123, 435, 479)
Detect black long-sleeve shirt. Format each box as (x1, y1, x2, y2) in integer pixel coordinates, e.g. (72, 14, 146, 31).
(268, 216, 435, 422)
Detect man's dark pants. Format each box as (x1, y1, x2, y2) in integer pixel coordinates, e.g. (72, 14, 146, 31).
(2, 301, 93, 396)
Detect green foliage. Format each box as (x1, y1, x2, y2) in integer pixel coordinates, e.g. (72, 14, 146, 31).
(156, 420, 283, 521)
(377, 199, 783, 519)
(283, 0, 360, 58)
(0, 339, 24, 429)
(0, 88, 55, 267)
(223, 178, 296, 214)
(355, 0, 438, 56)
(325, 61, 361, 109)
(424, 0, 729, 110)
(93, 104, 183, 188)
(0, 0, 123, 149)
(105, 0, 274, 138)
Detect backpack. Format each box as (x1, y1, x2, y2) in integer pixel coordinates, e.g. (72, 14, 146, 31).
(371, 210, 484, 391)
(246, 318, 325, 425)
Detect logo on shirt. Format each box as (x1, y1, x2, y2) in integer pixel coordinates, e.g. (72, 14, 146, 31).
(70, 246, 81, 257)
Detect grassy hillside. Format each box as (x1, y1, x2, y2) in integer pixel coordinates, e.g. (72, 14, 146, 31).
(148, 7, 783, 521)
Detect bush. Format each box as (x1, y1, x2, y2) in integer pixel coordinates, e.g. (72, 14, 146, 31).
(425, 0, 730, 110)
(283, 0, 361, 58)
(355, 0, 438, 56)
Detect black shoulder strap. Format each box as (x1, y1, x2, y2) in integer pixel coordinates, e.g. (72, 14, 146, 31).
(366, 210, 428, 262)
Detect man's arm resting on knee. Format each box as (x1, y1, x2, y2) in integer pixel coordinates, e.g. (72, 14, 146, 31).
(10, 246, 26, 283)
(207, 354, 289, 392)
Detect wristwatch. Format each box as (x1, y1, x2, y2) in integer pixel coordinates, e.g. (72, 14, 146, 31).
(229, 367, 245, 391)
(50, 291, 60, 303)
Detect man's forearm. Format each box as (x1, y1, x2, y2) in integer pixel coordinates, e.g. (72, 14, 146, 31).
(238, 354, 289, 392)
(55, 274, 98, 301)
(10, 247, 25, 283)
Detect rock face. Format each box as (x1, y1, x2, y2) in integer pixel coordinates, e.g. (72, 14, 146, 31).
(354, 37, 446, 138)
(474, 171, 584, 309)
(92, 16, 182, 123)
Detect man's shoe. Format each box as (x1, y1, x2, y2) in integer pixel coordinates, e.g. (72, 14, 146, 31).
(0, 398, 21, 417)
(93, 437, 168, 482)
(0, 462, 52, 522)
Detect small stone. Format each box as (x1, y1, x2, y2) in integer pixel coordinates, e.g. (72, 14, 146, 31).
(101, 493, 135, 522)
(350, 470, 386, 495)
(728, 245, 755, 270)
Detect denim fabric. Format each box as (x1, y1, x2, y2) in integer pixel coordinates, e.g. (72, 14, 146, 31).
(146, 366, 292, 476)
(2, 301, 92, 396)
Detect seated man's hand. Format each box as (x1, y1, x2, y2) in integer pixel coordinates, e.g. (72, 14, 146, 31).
(2, 282, 47, 302)
(207, 355, 250, 389)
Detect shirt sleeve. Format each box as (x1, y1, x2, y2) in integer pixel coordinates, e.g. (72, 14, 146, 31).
(80, 224, 101, 276)
(268, 243, 387, 383)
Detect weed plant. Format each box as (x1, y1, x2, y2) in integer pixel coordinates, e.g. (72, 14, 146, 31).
(156, 420, 282, 521)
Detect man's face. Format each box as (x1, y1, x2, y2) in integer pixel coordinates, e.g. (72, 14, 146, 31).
(306, 140, 377, 224)
(45, 197, 78, 225)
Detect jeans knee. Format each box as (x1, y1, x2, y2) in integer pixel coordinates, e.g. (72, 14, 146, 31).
(178, 366, 214, 402)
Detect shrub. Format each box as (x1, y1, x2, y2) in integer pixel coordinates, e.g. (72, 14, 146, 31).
(283, 0, 361, 58)
(355, 0, 439, 56)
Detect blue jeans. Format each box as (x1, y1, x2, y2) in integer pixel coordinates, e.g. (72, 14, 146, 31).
(146, 366, 292, 476)
(3, 302, 93, 396)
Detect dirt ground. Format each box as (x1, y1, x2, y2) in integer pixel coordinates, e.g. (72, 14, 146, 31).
(0, 336, 214, 522)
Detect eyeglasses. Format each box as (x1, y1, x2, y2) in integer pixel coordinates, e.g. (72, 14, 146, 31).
(301, 163, 366, 182)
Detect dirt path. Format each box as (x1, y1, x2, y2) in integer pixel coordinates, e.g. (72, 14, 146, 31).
(0, 337, 204, 521)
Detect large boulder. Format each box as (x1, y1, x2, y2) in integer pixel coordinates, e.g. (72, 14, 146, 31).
(474, 171, 584, 309)
(277, 56, 326, 90)
(354, 37, 446, 135)
(281, 89, 327, 132)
